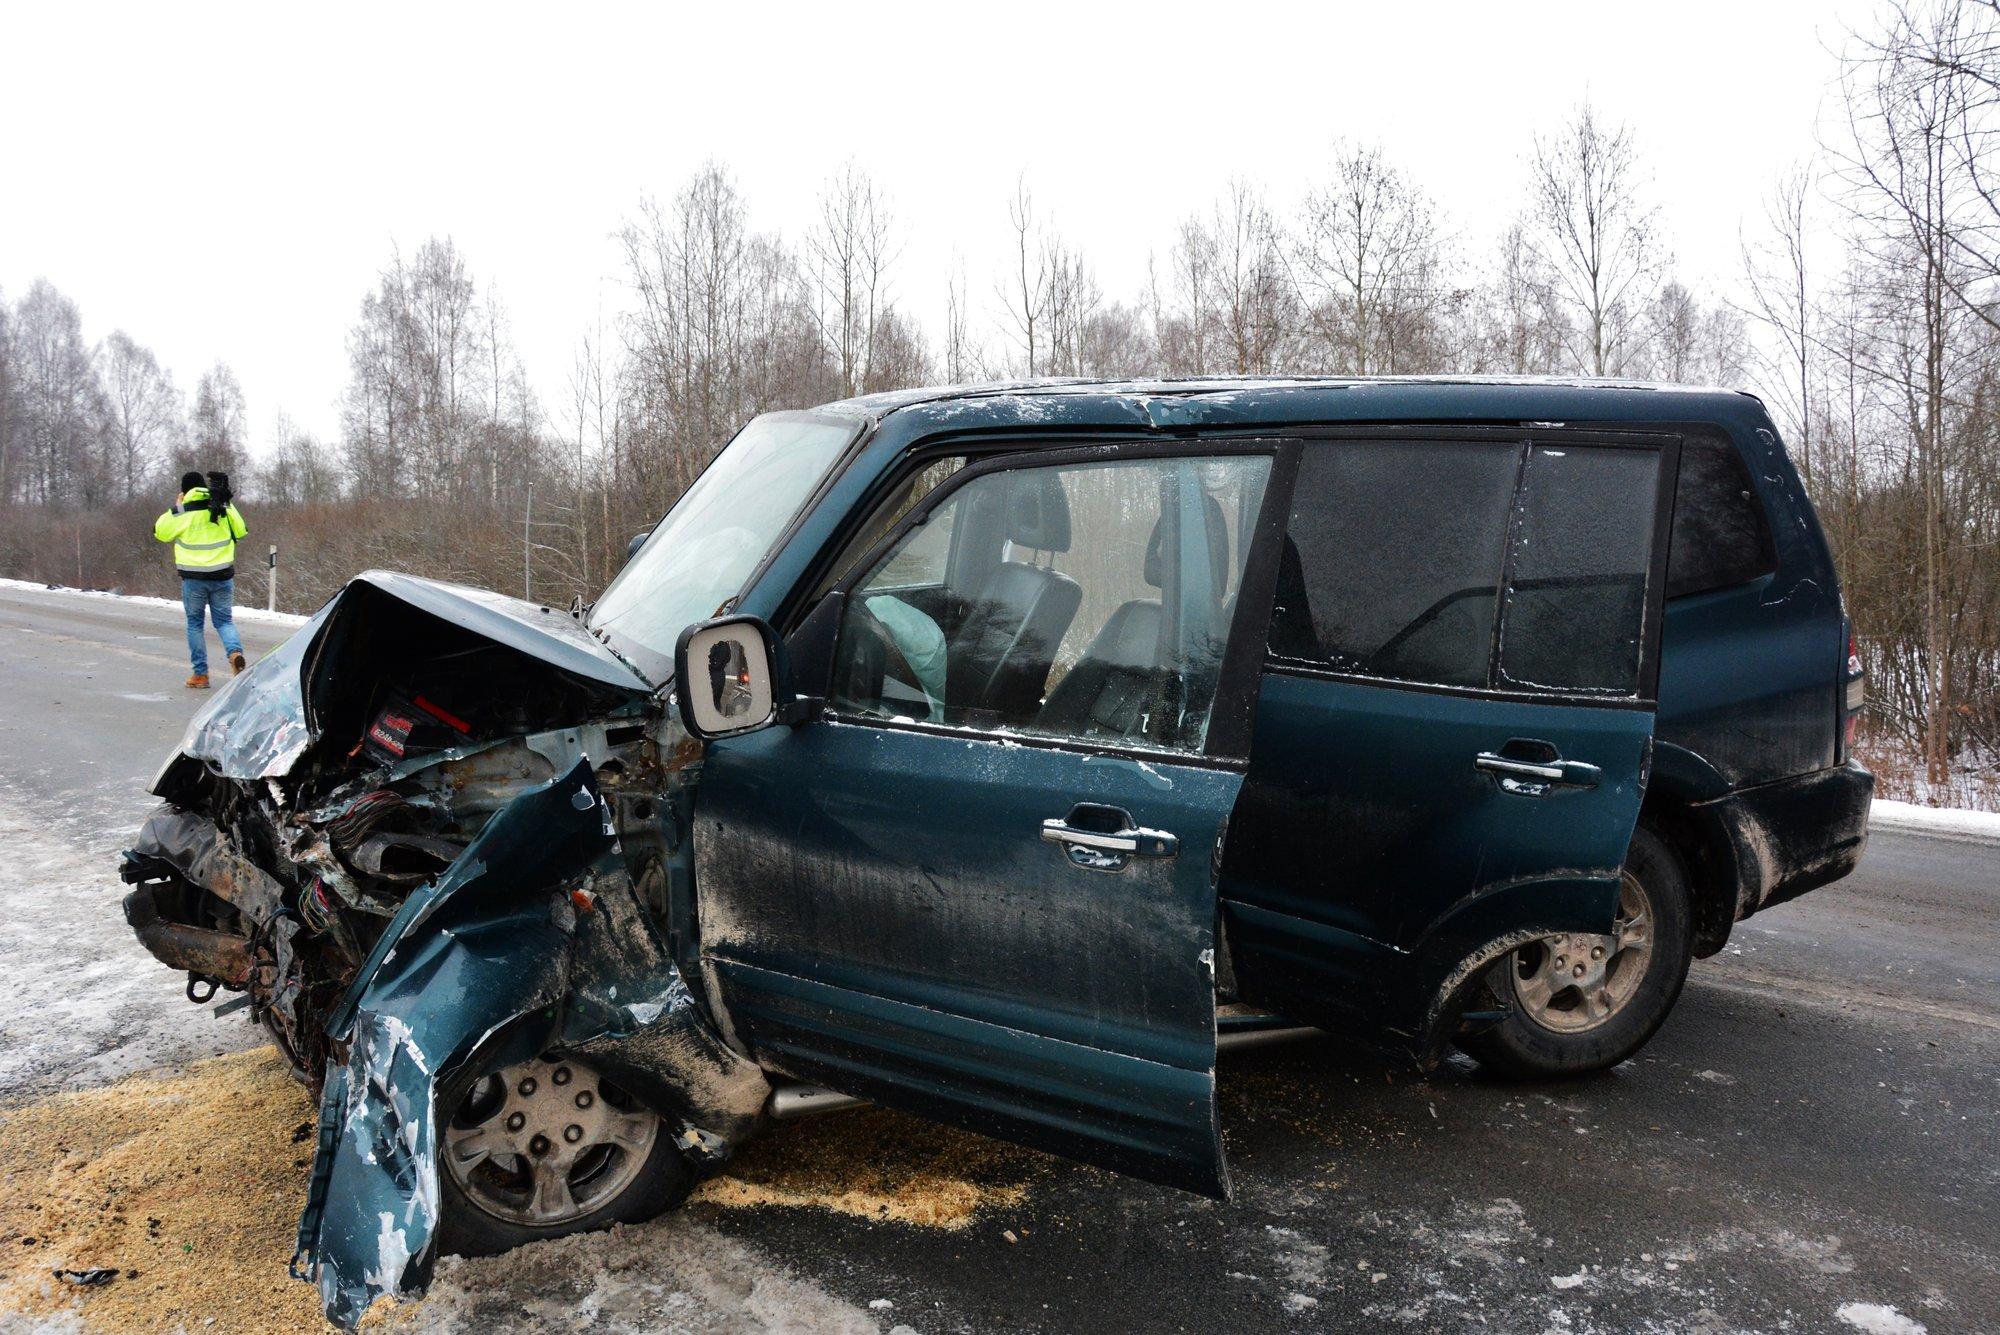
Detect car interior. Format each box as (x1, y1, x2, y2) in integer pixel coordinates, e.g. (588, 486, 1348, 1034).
(834, 461, 1249, 753)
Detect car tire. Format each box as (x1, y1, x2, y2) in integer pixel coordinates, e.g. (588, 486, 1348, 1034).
(1458, 824, 1694, 1079)
(435, 1053, 694, 1258)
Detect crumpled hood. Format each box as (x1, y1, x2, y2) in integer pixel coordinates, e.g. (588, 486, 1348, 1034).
(164, 571, 655, 785)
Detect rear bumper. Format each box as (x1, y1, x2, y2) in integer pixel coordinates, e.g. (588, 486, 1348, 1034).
(1701, 759, 1874, 923)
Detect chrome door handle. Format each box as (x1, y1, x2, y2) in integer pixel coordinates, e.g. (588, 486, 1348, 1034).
(1041, 805, 1177, 871)
(1475, 752, 1602, 793)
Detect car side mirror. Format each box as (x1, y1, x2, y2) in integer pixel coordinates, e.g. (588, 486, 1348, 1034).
(673, 615, 789, 740)
(625, 527, 654, 565)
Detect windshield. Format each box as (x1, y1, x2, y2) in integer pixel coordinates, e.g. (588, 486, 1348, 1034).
(588, 412, 857, 675)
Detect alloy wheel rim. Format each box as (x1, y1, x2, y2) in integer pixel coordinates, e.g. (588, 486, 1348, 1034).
(443, 1056, 659, 1226)
(1507, 871, 1655, 1035)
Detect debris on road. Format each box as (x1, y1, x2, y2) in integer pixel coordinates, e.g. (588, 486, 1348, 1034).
(0, 1048, 323, 1332)
(0, 1043, 1037, 1332)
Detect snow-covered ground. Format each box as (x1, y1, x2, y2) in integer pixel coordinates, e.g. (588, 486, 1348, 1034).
(0, 577, 309, 629)
(1869, 797, 2000, 846)
(0, 786, 263, 1099)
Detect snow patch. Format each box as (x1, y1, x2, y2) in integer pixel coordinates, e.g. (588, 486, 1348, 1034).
(1869, 798, 2000, 847)
(0, 785, 261, 1099)
(1836, 1302, 1927, 1334)
(391, 1215, 883, 1333)
(0, 576, 310, 628)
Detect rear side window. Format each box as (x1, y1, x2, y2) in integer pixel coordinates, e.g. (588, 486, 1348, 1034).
(1665, 435, 1774, 598)
(1497, 445, 1661, 695)
(1271, 437, 1667, 698)
(1269, 440, 1517, 688)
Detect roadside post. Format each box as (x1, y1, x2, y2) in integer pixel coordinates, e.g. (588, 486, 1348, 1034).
(267, 544, 278, 613)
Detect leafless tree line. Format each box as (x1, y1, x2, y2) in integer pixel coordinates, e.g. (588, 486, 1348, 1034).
(0, 280, 247, 509)
(1, 1, 1996, 800)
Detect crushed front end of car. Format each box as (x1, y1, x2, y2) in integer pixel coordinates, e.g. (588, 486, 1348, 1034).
(118, 570, 769, 1328)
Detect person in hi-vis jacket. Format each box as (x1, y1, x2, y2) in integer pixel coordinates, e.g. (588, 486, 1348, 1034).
(155, 469, 249, 689)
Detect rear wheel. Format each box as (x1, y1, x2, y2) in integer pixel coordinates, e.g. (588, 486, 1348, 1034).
(437, 1054, 691, 1257)
(1459, 824, 1693, 1078)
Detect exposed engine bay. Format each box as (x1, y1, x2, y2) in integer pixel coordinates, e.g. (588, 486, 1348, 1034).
(122, 575, 663, 1089)
(116, 571, 770, 1327)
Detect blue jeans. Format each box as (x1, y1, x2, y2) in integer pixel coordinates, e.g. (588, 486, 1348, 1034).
(181, 577, 244, 676)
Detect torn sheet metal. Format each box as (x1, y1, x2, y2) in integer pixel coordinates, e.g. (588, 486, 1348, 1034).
(297, 760, 612, 1327)
(293, 756, 767, 1329)
(560, 879, 770, 1151)
(128, 804, 286, 921)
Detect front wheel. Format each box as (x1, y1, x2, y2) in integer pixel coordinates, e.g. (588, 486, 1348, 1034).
(1458, 825, 1693, 1078)
(437, 1054, 692, 1258)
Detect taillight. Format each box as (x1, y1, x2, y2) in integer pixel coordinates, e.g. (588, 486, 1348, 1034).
(1845, 631, 1865, 713)
(1841, 628, 1865, 759)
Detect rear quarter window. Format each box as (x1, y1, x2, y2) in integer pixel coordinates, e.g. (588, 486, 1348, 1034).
(1269, 439, 1517, 688)
(1665, 434, 1775, 598)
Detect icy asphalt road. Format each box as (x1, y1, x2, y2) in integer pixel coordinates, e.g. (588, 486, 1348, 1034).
(1, 582, 1995, 1335)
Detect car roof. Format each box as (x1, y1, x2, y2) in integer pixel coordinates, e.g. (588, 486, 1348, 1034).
(808, 375, 1766, 440)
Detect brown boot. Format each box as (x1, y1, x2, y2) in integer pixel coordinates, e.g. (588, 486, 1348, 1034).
(230, 651, 247, 674)
(186, 673, 210, 689)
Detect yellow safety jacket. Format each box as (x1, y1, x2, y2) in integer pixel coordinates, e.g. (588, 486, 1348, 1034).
(155, 488, 248, 580)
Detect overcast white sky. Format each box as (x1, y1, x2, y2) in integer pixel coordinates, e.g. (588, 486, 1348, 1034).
(1, 1, 1869, 455)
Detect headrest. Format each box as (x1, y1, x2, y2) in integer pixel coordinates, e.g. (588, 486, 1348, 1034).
(1143, 493, 1230, 596)
(1004, 471, 1072, 552)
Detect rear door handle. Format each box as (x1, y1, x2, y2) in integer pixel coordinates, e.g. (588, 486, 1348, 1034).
(1475, 752, 1602, 793)
(1041, 804, 1177, 871)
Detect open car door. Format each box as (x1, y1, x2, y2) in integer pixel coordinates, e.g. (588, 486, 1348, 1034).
(690, 441, 1294, 1197)
(1220, 430, 1682, 1054)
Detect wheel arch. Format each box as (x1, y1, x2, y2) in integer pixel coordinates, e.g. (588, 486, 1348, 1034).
(1402, 872, 1623, 1066)
(1639, 777, 1740, 958)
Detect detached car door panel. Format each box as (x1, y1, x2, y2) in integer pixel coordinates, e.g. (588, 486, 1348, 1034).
(1221, 433, 1678, 1050)
(695, 443, 1292, 1198)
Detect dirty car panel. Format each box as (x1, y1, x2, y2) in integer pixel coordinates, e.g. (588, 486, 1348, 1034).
(686, 441, 1299, 1201)
(1221, 676, 1658, 1052)
(1219, 431, 1681, 1055)
(697, 720, 1241, 1198)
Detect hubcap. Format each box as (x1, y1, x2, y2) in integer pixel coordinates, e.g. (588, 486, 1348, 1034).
(443, 1056, 659, 1226)
(1506, 871, 1655, 1034)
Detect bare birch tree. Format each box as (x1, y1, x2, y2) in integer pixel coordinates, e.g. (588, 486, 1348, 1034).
(1741, 164, 1822, 485)
(1292, 143, 1446, 374)
(186, 362, 247, 479)
(806, 164, 899, 397)
(943, 257, 976, 383)
(1524, 103, 1663, 375)
(998, 176, 1051, 376)
(99, 331, 181, 500)
(1834, 1, 1987, 786)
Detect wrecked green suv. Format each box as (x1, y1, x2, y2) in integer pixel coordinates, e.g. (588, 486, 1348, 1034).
(119, 379, 1873, 1326)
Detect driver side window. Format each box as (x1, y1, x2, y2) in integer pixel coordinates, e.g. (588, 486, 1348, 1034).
(831, 453, 1270, 756)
